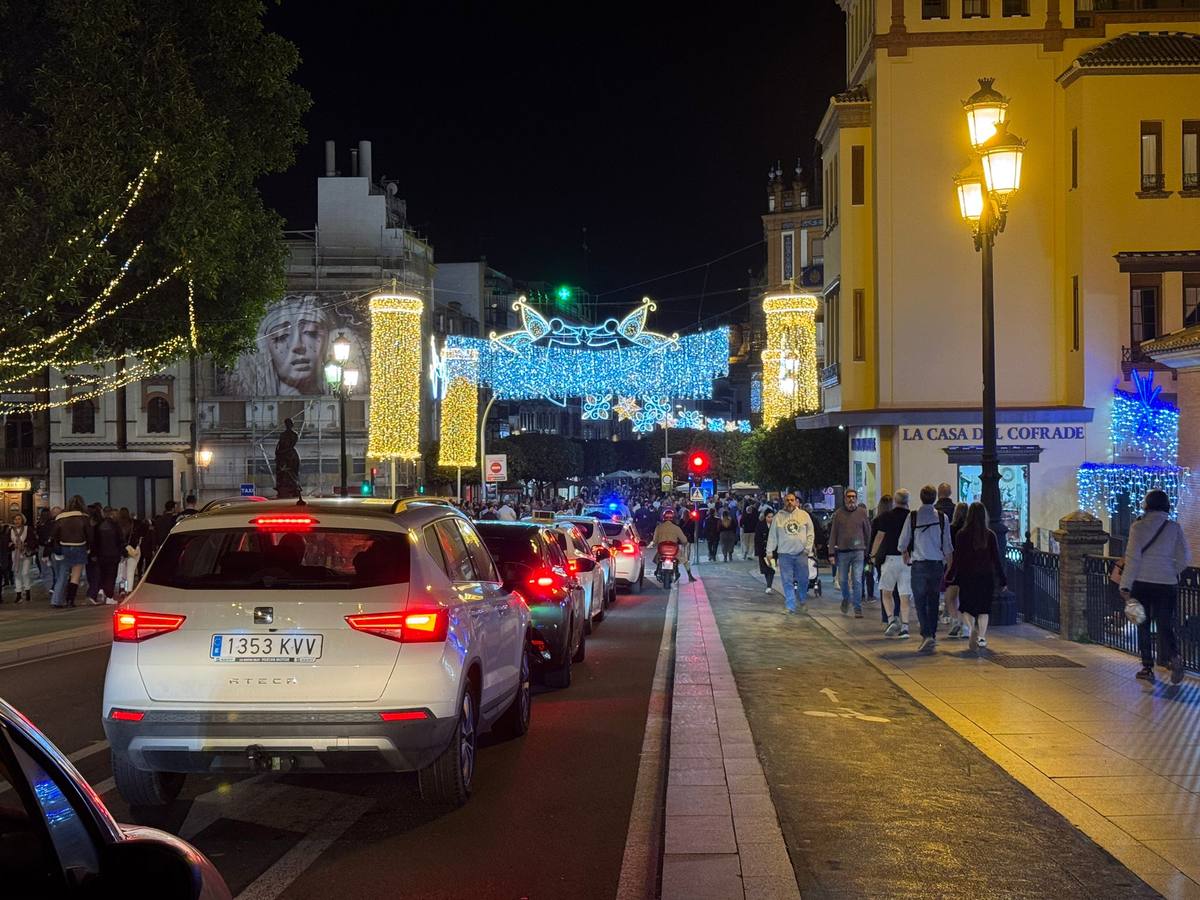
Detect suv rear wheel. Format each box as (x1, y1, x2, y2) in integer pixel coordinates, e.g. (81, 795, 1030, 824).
(112, 753, 185, 807)
(494, 644, 532, 739)
(419, 689, 476, 806)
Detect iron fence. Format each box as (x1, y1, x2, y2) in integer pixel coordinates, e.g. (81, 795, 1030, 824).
(1084, 556, 1200, 671)
(1004, 546, 1060, 632)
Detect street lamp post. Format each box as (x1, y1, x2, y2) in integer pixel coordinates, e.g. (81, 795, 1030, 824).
(955, 78, 1027, 544)
(196, 448, 213, 502)
(325, 334, 359, 498)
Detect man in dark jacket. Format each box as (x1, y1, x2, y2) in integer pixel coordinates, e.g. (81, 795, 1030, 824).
(739, 503, 759, 560)
(152, 501, 178, 554)
(828, 489, 872, 617)
(934, 483, 956, 520)
(36, 507, 56, 593)
(95, 507, 124, 604)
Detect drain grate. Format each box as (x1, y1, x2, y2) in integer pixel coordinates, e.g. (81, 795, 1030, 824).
(985, 652, 1084, 669)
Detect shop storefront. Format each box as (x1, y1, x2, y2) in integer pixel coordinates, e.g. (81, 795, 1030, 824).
(0, 477, 37, 526)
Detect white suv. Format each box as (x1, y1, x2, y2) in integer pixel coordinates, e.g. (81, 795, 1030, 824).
(102, 498, 531, 808)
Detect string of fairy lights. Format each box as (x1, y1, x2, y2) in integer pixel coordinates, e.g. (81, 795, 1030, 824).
(0, 151, 200, 415)
(366, 294, 424, 460)
(760, 292, 820, 424)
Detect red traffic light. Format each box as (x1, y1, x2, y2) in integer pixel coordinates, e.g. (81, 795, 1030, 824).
(688, 451, 711, 475)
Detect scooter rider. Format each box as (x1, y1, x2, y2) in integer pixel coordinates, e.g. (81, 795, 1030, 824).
(651, 508, 695, 582)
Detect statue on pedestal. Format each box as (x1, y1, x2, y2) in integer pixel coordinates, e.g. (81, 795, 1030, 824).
(274, 418, 302, 499)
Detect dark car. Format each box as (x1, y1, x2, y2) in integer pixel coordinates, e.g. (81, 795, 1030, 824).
(0, 695, 231, 899)
(475, 521, 588, 689)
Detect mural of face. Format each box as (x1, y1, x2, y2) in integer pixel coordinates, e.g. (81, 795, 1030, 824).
(264, 298, 328, 395)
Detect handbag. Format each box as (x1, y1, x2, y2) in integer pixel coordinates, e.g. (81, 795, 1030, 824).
(1111, 519, 1170, 587)
(1124, 599, 1147, 625)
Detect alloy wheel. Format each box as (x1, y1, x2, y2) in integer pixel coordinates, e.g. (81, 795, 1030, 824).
(459, 692, 477, 788)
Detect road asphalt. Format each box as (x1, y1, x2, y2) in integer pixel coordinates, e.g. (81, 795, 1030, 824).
(0, 582, 669, 900)
(696, 557, 1159, 899)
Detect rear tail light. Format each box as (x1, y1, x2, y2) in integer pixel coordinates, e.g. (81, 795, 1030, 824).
(621, 542, 638, 555)
(526, 568, 566, 594)
(113, 610, 186, 642)
(251, 514, 319, 531)
(108, 708, 145, 722)
(345, 609, 448, 643)
(379, 709, 431, 721)
(567, 559, 578, 574)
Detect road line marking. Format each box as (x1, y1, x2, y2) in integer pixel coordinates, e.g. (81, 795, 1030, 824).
(91, 776, 116, 796)
(615, 575, 676, 900)
(0, 642, 109, 670)
(68, 740, 110, 764)
(234, 794, 372, 900)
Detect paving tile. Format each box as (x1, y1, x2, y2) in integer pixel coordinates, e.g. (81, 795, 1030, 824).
(1054, 774, 1186, 797)
(737, 840, 794, 877)
(1139, 869, 1200, 900)
(732, 814, 784, 845)
(727, 771, 770, 795)
(661, 853, 743, 900)
(1079, 787, 1200, 818)
(740, 875, 802, 900)
(1109, 814, 1200, 842)
(731, 793, 779, 819)
(672, 741, 724, 759)
(723, 757, 766, 775)
(722, 742, 760, 759)
(1026, 754, 1153, 778)
(1143, 757, 1200, 778)
(1171, 775, 1200, 792)
(1144, 840, 1200, 882)
(664, 814, 738, 854)
(669, 767, 728, 786)
(666, 784, 732, 817)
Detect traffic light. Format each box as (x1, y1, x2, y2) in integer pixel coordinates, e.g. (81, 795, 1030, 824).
(687, 450, 711, 477)
(370, 466, 378, 495)
(360, 479, 372, 496)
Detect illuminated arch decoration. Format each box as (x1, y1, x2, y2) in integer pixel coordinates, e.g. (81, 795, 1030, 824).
(368, 293, 424, 460)
(761, 292, 820, 424)
(1077, 370, 1189, 516)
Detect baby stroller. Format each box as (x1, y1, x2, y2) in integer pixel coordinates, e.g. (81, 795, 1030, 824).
(807, 553, 823, 598)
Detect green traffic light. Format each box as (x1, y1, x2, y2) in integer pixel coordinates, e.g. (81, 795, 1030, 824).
(555, 285, 572, 303)
(360, 479, 372, 496)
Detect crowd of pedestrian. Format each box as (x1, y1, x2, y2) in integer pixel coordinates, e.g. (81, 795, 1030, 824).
(2, 494, 198, 609)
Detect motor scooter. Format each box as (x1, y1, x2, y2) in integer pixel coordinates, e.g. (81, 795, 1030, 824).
(655, 541, 680, 590)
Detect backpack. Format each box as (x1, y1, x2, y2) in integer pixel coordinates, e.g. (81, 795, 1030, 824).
(907, 510, 948, 558)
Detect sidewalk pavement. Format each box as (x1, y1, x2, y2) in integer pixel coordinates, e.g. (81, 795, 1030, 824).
(686, 556, 1187, 899)
(662, 574, 801, 900)
(0, 583, 111, 666)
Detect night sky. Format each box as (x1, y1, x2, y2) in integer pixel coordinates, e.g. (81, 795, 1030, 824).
(259, 2, 846, 332)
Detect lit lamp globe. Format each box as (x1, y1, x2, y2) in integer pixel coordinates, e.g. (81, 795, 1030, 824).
(197, 448, 213, 468)
(332, 333, 351, 364)
(343, 367, 360, 390)
(324, 361, 342, 386)
(962, 77, 1008, 150)
(954, 172, 985, 226)
(979, 121, 1026, 198)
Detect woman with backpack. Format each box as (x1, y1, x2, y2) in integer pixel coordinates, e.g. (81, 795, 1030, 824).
(1119, 489, 1191, 685)
(945, 501, 1006, 651)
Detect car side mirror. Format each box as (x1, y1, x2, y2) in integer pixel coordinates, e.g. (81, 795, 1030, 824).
(574, 556, 597, 573)
(101, 838, 202, 899)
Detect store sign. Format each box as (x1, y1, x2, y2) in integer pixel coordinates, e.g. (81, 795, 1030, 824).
(900, 425, 1084, 443)
(0, 478, 32, 491)
(851, 437, 876, 452)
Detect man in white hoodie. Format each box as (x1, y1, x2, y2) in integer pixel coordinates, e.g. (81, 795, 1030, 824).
(766, 492, 815, 614)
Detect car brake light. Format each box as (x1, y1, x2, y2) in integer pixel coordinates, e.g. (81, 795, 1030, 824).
(345, 609, 448, 643)
(113, 610, 186, 642)
(251, 514, 319, 531)
(621, 542, 638, 555)
(108, 708, 145, 722)
(379, 709, 431, 721)
(567, 559, 578, 574)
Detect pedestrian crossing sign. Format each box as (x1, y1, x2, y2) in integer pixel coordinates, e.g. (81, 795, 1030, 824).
(690, 487, 705, 502)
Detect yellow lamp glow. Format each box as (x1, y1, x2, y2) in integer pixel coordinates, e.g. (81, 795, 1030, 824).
(367, 294, 424, 460)
(343, 367, 360, 389)
(332, 333, 351, 363)
(955, 172, 985, 224)
(761, 293, 820, 424)
(979, 121, 1026, 197)
(197, 448, 213, 468)
(438, 347, 479, 468)
(962, 77, 1008, 150)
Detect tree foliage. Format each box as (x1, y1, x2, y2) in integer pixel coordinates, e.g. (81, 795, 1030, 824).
(0, 0, 310, 363)
(506, 433, 581, 492)
(752, 420, 847, 491)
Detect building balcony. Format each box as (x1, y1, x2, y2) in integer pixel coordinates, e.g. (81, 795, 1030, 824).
(1076, 0, 1200, 27)
(820, 362, 841, 388)
(798, 264, 824, 289)
(1122, 344, 1177, 381)
(0, 447, 44, 472)
(1139, 173, 1167, 194)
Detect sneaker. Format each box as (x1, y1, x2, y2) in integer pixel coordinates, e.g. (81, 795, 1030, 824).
(765, 587, 774, 594)
(840, 599, 849, 614)
(897, 627, 910, 640)
(1136, 667, 1156, 683)
(884, 620, 901, 636)
(854, 609, 864, 619)
(976, 637, 988, 649)
(919, 637, 935, 653)
(948, 622, 962, 638)
(1170, 655, 1185, 685)
(784, 608, 796, 615)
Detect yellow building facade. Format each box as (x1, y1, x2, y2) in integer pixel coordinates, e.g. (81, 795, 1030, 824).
(807, 0, 1200, 546)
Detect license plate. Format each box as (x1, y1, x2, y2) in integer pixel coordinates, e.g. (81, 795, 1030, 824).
(210, 634, 323, 663)
(661, 560, 675, 570)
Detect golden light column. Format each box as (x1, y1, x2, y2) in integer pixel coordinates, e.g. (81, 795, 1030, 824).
(367, 293, 424, 460)
(761, 292, 820, 425)
(438, 346, 479, 467)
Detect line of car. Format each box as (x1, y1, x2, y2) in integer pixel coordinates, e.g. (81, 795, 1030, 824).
(0, 496, 650, 898)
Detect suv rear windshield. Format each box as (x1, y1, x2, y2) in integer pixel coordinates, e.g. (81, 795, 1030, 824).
(475, 530, 543, 567)
(562, 520, 594, 539)
(145, 528, 410, 589)
(599, 522, 625, 538)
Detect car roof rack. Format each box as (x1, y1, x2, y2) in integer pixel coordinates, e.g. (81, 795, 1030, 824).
(391, 496, 457, 514)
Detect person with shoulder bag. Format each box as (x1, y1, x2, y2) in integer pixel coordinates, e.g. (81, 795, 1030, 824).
(1119, 489, 1191, 685)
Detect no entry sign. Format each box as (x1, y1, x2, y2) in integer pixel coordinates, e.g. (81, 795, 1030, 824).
(485, 454, 508, 483)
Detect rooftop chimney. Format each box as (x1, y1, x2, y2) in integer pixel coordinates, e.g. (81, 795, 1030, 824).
(324, 140, 336, 177)
(359, 140, 372, 185)
(350, 147, 359, 177)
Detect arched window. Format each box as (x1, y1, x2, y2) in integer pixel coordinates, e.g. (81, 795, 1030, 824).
(146, 397, 171, 434)
(70, 401, 95, 435)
